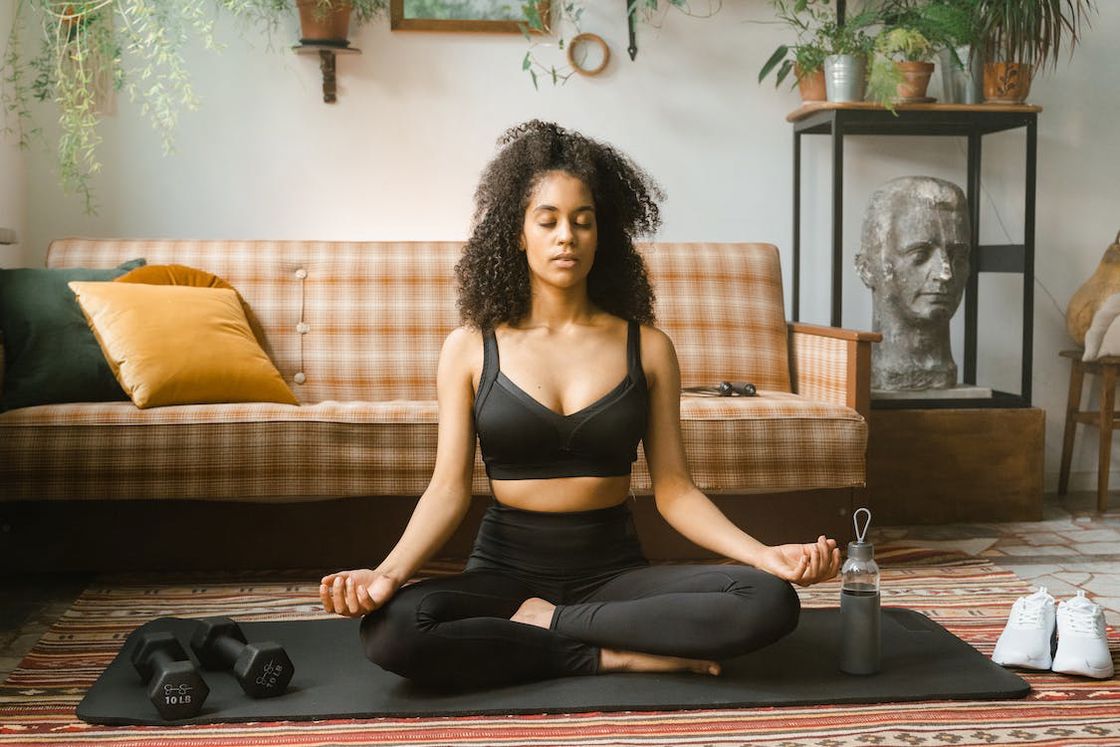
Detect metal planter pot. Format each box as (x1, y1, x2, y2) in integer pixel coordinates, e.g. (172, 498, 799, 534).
(939, 46, 983, 104)
(824, 54, 867, 103)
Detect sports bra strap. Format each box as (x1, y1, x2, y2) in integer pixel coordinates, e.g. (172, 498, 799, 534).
(626, 320, 642, 376)
(477, 328, 500, 407)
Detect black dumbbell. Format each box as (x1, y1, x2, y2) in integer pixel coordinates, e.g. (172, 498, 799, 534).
(190, 617, 294, 698)
(718, 380, 757, 397)
(130, 631, 209, 720)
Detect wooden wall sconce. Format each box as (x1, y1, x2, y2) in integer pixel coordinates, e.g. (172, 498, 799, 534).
(292, 43, 361, 104)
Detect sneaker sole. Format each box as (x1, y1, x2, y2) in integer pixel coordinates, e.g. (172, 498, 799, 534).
(992, 654, 1053, 671)
(1052, 660, 1115, 679)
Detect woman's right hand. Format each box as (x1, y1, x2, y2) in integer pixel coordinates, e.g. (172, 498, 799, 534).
(320, 569, 401, 618)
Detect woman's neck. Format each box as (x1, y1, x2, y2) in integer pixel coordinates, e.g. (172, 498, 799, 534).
(521, 282, 598, 330)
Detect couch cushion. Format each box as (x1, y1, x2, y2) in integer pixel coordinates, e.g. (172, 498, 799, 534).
(69, 282, 298, 408)
(0, 259, 145, 411)
(644, 243, 791, 392)
(0, 393, 865, 501)
(114, 263, 272, 351)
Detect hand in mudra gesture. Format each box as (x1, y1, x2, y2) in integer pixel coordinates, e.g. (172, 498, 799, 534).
(756, 535, 841, 587)
(320, 569, 401, 618)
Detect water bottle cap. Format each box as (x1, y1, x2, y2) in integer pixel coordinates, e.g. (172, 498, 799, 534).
(847, 540, 874, 561)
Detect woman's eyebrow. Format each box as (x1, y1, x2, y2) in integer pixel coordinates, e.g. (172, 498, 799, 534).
(532, 204, 595, 213)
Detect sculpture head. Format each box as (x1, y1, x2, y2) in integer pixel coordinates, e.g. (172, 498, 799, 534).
(855, 176, 970, 325)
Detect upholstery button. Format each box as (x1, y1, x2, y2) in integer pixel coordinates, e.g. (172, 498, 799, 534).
(293, 372, 306, 385)
(296, 322, 310, 334)
(294, 268, 307, 280)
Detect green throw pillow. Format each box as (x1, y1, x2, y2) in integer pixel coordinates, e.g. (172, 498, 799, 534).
(0, 259, 146, 411)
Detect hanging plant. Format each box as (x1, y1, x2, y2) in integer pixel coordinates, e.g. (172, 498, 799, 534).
(2, 1, 243, 213)
(1, 0, 387, 214)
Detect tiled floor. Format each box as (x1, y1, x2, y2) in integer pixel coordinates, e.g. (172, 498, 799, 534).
(1, 491, 1117, 685)
(874, 490, 1120, 627)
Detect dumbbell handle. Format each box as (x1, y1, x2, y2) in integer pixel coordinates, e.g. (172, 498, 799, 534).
(148, 648, 181, 679)
(213, 635, 247, 664)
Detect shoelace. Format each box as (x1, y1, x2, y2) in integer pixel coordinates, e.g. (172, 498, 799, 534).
(1064, 606, 1102, 636)
(1009, 599, 1049, 628)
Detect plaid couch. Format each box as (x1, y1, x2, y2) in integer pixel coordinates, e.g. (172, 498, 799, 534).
(0, 240, 878, 569)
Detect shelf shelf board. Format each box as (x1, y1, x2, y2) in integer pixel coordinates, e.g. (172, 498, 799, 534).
(292, 43, 361, 55)
(787, 101, 1042, 123)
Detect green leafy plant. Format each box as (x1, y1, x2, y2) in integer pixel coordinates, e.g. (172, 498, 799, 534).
(866, 26, 933, 109)
(880, 0, 980, 49)
(975, 0, 1095, 69)
(819, 4, 877, 56)
(758, 0, 831, 89)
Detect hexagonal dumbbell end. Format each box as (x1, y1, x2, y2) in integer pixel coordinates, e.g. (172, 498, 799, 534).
(130, 632, 209, 720)
(233, 640, 295, 698)
(190, 617, 245, 670)
(191, 616, 294, 698)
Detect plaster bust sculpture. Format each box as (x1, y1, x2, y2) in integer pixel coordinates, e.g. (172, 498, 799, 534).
(855, 176, 971, 391)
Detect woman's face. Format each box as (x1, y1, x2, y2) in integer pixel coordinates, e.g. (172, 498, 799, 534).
(521, 170, 597, 290)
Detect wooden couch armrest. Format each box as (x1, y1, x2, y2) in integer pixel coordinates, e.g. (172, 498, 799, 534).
(788, 322, 882, 420)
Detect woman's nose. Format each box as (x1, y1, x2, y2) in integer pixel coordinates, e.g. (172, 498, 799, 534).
(556, 220, 574, 243)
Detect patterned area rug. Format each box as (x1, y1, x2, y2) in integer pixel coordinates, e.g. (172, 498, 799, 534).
(2, 548, 1118, 746)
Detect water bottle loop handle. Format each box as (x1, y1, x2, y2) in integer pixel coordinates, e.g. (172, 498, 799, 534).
(853, 507, 871, 544)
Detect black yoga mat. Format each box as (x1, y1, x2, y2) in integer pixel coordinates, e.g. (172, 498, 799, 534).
(77, 608, 1030, 725)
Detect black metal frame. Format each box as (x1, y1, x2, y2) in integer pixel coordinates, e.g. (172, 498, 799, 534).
(791, 106, 1039, 409)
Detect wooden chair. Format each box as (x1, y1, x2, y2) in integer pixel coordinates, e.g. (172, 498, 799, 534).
(1058, 349, 1120, 511)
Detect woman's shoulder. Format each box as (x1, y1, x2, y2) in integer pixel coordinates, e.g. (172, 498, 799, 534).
(440, 326, 486, 371)
(444, 325, 485, 348)
(635, 321, 674, 355)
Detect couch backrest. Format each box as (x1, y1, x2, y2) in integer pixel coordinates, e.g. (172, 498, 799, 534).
(47, 239, 791, 402)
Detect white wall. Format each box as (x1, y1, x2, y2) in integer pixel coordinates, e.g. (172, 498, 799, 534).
(18, 2, 1120, 491)
(0, 0, 28, 268)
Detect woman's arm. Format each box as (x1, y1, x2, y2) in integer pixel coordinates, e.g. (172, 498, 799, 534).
(372, 326, 481, 585)
(640, 327, 840, 586)
(322, 326, 482, 616)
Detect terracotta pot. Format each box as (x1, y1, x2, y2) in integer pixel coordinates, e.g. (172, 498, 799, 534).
(297, 0, 352, 43)
(984, 62, 1033, 104)
(796, 66, 827, 102)
(896, 61, 935, 101)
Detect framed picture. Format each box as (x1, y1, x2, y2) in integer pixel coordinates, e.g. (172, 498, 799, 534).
(390, 0, 550, 33)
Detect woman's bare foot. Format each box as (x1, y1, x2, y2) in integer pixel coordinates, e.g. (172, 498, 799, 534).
(600, 647, 721, 676)
(510, 597, 556, 629)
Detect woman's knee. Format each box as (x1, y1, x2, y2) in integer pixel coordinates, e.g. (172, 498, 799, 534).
(722, 570, 801, 650)
(359, 601, 424, 676)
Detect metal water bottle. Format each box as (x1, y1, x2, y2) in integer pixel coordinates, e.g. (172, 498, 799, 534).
(840, 507, 880, 675)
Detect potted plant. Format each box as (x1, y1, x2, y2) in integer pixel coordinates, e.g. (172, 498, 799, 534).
(818, 7, 877, 103)
(866, 26, 936, 110)
(975, 0, 1096, 104)
(295, 0, 387, 45)
(758, 0, 831, 102)
(881, 0, 984, 103)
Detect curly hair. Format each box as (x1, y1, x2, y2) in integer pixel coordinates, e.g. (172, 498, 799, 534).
(455, 120, 664, 329)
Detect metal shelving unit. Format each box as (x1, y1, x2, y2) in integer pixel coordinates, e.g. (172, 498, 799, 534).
(789, 101, 1041, 409)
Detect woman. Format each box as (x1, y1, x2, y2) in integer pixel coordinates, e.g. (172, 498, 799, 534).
(320, 120, 841, 690)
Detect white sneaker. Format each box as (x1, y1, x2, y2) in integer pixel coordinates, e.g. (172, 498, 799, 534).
(992, 586, 1057, 670)
(1052, 590, 1114, 679)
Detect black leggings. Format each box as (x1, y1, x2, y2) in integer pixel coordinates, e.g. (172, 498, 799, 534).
(359, 500, 800, 690)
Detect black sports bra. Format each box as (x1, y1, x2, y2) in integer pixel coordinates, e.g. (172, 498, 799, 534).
(473, 321, 649, 480)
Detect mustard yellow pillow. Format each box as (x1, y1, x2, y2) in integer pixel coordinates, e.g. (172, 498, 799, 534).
(68, 281, 299, 409)
(114, 263, 269, 349)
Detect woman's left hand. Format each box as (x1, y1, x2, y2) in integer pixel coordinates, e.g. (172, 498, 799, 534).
(754, 535, 841, 587)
